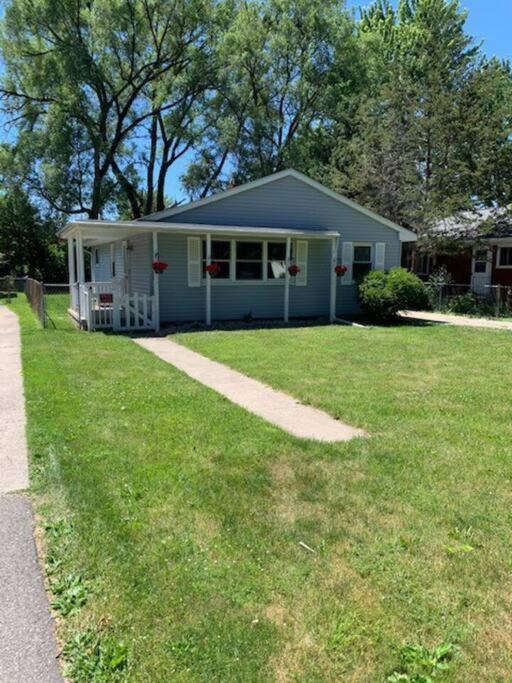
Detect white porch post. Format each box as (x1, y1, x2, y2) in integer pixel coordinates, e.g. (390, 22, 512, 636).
(67, 236, 76, 313)
(75, 230, 87, 328)
(76, 230, 85, 284)
(67, 237, 76, 284)
(206, 233, 212, 326)
(329, 235, 339, 323)
(284, 236, 291, 323)
(152, 231, 160, 333)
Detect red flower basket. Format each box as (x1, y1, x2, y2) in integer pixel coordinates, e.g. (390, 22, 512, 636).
(205, 262, 221, 277)
(152, 260, 168, 275)
(335, 264, 348, 277)
(288, 264, 301, 277)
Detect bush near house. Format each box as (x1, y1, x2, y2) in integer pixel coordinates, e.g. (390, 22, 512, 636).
(359, 268, 428, 320)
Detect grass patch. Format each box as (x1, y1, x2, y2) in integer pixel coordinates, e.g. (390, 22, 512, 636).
(8, 296, 512, 681)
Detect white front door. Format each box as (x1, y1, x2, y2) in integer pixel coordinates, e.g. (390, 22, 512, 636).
(471, 248, 492, 295)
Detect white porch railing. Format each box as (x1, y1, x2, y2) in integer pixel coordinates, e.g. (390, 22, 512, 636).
(70, 281, 156, 332)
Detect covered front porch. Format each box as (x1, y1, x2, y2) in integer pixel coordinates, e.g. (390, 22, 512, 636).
(62, 220, 342, 331)
(65, 222, 161, 332)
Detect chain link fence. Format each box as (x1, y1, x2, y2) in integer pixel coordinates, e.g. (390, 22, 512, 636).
(427, 282, 512, 318)
(25, 278, 46, 324)
(2, 277, 70, 328)
(44, 283, 71, 329)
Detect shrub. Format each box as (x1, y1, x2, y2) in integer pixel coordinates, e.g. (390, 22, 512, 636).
(448, 291, 480, 314)
(426, 266, 453, 310)
(359, 268, 428, 321)
(387, 268, 429, 311)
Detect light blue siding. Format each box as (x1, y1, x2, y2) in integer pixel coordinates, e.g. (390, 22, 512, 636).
(158, 234, 332, 323)
(159, 174, 402, 319)
(162, 175, 400, 240)
(93, 244, 113, 282)
(92, 234, 152, 295)
(128, 233, 152, 295)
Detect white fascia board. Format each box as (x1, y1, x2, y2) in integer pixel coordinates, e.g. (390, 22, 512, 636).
(60, 219, 339, 241)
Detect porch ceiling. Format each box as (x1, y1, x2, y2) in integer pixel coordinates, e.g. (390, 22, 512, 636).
(60, 219, 340, 245)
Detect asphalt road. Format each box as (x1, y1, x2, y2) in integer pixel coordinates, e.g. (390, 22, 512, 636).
(0, 494, 62, 682)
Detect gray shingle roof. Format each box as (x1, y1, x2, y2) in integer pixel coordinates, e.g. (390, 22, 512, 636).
(432, 207, 512, 240)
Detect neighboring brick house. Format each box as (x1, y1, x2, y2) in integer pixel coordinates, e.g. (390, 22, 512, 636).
(405, 208, 512, 295)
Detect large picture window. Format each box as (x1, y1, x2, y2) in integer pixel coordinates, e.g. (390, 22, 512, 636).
(199, 238, 298, 283)
(236, 241, 263, 280)
(353, 245, 372, 281)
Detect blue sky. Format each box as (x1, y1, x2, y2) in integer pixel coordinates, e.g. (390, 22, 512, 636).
(346, 0, 512, 61)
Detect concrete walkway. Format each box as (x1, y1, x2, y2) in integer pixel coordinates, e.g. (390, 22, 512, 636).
(0, 306, 29, 492)
(0, 306, 63, 683)
(401, 310, 512, 331)
(135, 337, 366, 442)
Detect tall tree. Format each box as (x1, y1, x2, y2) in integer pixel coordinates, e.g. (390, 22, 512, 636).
(182, 0, 361, 197)
(326, 0, 510, 229)
(0, 0, 216, 218)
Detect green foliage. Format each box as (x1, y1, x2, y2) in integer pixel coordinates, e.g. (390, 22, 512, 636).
(387, 267, 430, 310)
(183, 0, 360, 196)
(0, 0, 218, 217)
(359, 267, 428, 320)
(62, 629, 129, 683)
(328, 0, 512, 228)
(51, 573, 89, 616)
(0, 187, 66, 280)
(447, 291, 480, 315)
(388, 642, 459, 682)
(0, 0, 510, 229)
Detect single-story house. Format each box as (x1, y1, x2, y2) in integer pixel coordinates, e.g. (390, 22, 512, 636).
(61, 169, 417, 331)
(405, 207, 512, 295)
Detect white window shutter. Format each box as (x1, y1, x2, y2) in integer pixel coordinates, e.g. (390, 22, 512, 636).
(375, 242, 386, 271)
(187, 237, 201, 287)
(341, 241, 354, 284)
(295, 240, 308, 286)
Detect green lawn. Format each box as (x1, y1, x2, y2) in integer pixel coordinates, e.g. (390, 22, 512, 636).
(8, 298, 512, 681)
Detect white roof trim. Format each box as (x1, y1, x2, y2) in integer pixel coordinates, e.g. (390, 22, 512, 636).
(140, 169, 417, 242)
(60, 219, 340, 242)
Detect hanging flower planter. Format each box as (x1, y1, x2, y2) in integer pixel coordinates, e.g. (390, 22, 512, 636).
(335, 264, 348, 278)
(288, 264, 301, 277)
(205, 262, 221, 277)
(152, 260, 168, 275)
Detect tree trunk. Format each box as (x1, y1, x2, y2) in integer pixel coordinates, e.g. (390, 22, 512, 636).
(145, 113, 159, 215)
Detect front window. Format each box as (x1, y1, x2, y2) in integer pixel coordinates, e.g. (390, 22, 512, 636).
(473, 249, 489, 273)
(202, 240, 231, 279)
(498, 247, 512, 268)
(267, 242, 287, 279)
(236, 241, 263, 280)
(353, 245, 372, 281)
(199, 239, 294, 282)
(416, 253, 431, 276)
